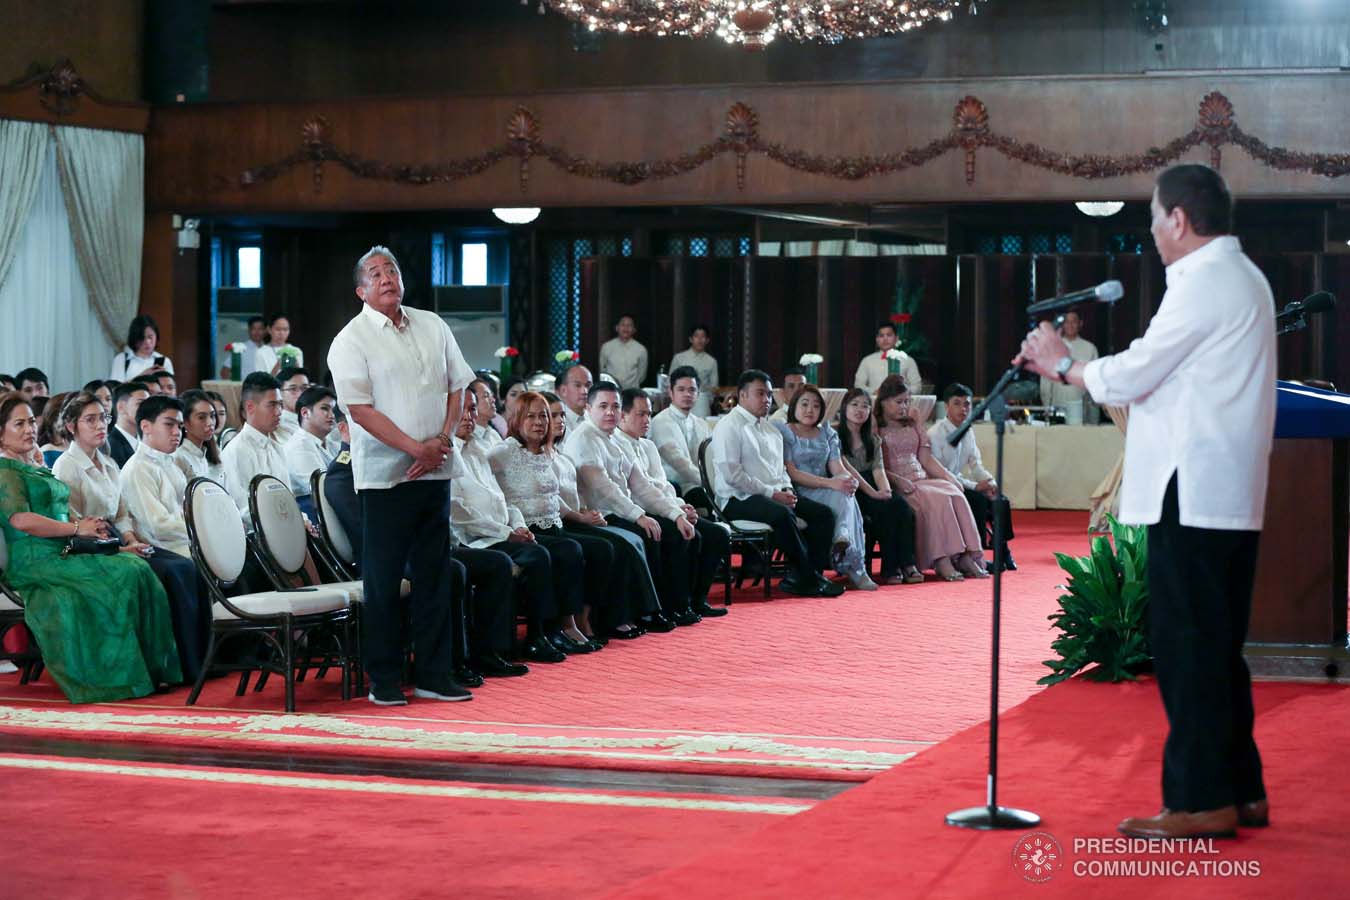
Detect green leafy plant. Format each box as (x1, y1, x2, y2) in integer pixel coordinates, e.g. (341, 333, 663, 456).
(889, 280, 931, 361)
(1039, 515, 1150, 685)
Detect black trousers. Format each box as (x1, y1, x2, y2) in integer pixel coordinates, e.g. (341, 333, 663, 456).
(1148, 476, 1264, 812)
(145, 547, 211, 683)
(607, 516, 694, 614)
(531, 526, 601, 620)
(964, 488, 1015, 550)
(360, 480, 456, 688)
(486, 539, 563, 624)
(691, 519, 730, 605)
(722, 493, 834, 582)
(855, 491, 917, 575)
(562, 521, 660, 627)
(451, 547, 516, 656)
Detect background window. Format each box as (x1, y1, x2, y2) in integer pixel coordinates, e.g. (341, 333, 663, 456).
(237, 246, 261, 288)
(461, 242, 488, 286)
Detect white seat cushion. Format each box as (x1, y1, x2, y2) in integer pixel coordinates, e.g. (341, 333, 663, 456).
(214, 587, 350, 621)
(0, 592, 20, 613)
(730, 519, 774, 534)
(319, 579, 410, 603)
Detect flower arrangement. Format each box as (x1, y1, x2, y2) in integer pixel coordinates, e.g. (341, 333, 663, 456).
(494, 345, 521, 380)
(890, 280, 930, 364)
(224, 343, 242, 380)
(554, 349, 580, 363)
(884, 347, 905, 376)
(798, 352, 824, 385)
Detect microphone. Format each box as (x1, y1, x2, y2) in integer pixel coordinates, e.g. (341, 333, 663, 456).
(1276, 291, 1335, 321)
(1025, 280, 1124, 316)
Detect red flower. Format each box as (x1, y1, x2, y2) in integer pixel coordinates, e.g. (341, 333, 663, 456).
(893, 313, 913, 325)
(506, 347, 520, 357)
(571, 351, 580, 361)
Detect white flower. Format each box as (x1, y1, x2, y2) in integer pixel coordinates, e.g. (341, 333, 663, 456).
(885, 349, 905, 360)
(799, 353, 824, 365)
(494, 346, 510, 359)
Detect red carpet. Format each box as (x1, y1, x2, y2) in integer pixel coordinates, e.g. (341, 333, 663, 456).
(608, 678, 1349, 898)
(0, 753, 805, 899)
(0, 512, 1090, 780)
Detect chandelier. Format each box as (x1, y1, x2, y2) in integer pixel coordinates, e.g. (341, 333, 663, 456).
(539, 1, 983, 50)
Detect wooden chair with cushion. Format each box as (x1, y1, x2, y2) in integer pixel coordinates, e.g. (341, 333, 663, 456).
(696, 438, 776, 603)
(184, 476, 353, 712)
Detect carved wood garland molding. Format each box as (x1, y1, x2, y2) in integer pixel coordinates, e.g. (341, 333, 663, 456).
(227, 91, 1350, 195)
(0, 61, 149, 133)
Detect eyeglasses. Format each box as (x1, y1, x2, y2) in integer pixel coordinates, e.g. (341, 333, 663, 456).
(78, 414, 114, 426)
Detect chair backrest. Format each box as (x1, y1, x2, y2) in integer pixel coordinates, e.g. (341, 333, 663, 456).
(312, 469, 355, 566)
(696, 438, 726, 522)
(218, 427, 238, 449)
(184, 477, 249, 584)
(249, 474, 309, 576)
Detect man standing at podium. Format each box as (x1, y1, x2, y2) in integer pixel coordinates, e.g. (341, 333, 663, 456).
(1018, 164, 1275, 840)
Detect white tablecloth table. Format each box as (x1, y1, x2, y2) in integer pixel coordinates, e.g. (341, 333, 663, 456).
(971, 423, 1123, 511)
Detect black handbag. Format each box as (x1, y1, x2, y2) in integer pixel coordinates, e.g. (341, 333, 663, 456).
(59, 520, 123, 559)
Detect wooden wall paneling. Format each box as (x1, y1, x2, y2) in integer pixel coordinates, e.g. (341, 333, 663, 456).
(680, 258, 738, 386)
(832, 258, 880, 390)
(748, 258, 822, 381)
(815, 258, 833, 386)
(959, 256, 985, 390)
(1105, 253, 1146, 355)
(631, 257, 676, 376)
(1320, 255, 1350, 391)
(981, 256, 1035, 395)
(579, 257, 603, 373)
(903, 256, 960, 392)
(1251, 253, 1315, 381)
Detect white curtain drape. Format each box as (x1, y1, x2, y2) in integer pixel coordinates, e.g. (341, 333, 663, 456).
(0, 141, 110, 391)
(54, 125, 144, 350)
(0, 119, 49, 293)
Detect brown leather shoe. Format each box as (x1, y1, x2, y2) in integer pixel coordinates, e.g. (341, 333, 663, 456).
(1238, 798, 1269, 828)
(1118, 806, 1238, 839)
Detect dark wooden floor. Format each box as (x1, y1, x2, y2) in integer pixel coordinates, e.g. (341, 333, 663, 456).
(0, 733, 855, 800)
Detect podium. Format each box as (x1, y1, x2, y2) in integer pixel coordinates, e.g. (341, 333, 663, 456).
(1246, 382, 1350, 675)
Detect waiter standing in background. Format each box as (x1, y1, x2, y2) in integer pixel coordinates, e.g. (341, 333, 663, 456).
(328, 246, 476, 706)
(1037, 309, 1099, 423)
(1018, 164, 1275, 839)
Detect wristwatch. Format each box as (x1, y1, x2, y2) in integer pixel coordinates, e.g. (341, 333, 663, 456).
(1054, 356, 1074, 384)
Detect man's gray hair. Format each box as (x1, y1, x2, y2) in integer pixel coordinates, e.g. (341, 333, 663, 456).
(354, 245, 401, 288)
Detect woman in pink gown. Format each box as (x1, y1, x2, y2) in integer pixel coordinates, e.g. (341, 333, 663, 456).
(875, 376, 988, 581)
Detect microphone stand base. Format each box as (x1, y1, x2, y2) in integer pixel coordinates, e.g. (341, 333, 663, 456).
(946, 805, 1041, 830)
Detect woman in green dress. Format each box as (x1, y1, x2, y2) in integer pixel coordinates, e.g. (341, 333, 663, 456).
(0, 392, 182, 703)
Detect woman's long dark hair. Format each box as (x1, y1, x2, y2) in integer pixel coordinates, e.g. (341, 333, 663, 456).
(179, 389, 222, 466)
(837, 387, 876, 463)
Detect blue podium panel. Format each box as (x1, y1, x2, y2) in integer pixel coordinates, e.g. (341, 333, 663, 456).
(1274, 381, 1350, 440)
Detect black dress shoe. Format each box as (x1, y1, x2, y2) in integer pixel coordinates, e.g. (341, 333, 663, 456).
(474, 653, 529, 677)
(816, 575, 846, 597)
(454, 666, 485, 688)
(522, 637, 566, 663)
(558, 632, 598, 653)
(778, 575, 820, 597)
(607, 626, 643, 640)
(643, 613, 677, 633)
(671, 610, 701, 626)
(584, 633, 609, 647)
(694, 602, 728, 618)
(1000, 551, 1017, 571)
(545, 632, 579, 655)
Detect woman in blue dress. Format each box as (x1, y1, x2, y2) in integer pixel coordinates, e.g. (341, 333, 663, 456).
(776, 385, 878, 591)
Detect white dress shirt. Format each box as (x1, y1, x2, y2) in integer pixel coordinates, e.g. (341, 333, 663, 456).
(708, 403, 791, 508)
(599, 337, 649, 389)
(927, 417, 995, 491)
(562, 418, 681, 522)
(173, 439, 226, 485)
(1040, 336, 1100, 411)
(649, 405, 712, 493)
(119, 443, 191, 556)
(110, 348, 175, 382)
(473, 424, 504, 451)
(220, 422, 290, 521)
(274, 409, 301, 446)
(254, 343, 305, 375)
(854, 350, 922, 395)
(669, 349, 719, 416)
(562, 405, 586, 441)
(1082, 236, 1275, 530)
(611, 429, 685, 517)
(448, 437, 525, 548)
(328, 303, 475, 491)
(51, 443, 134, 534)
(283, 428, 334, 498)
(552, 450, 584, 514)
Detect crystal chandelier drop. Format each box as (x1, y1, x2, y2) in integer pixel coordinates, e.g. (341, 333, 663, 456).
(539, 1, 984, 50)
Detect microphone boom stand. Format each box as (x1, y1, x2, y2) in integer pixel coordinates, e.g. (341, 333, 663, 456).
(944, 361, 1040, 831)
